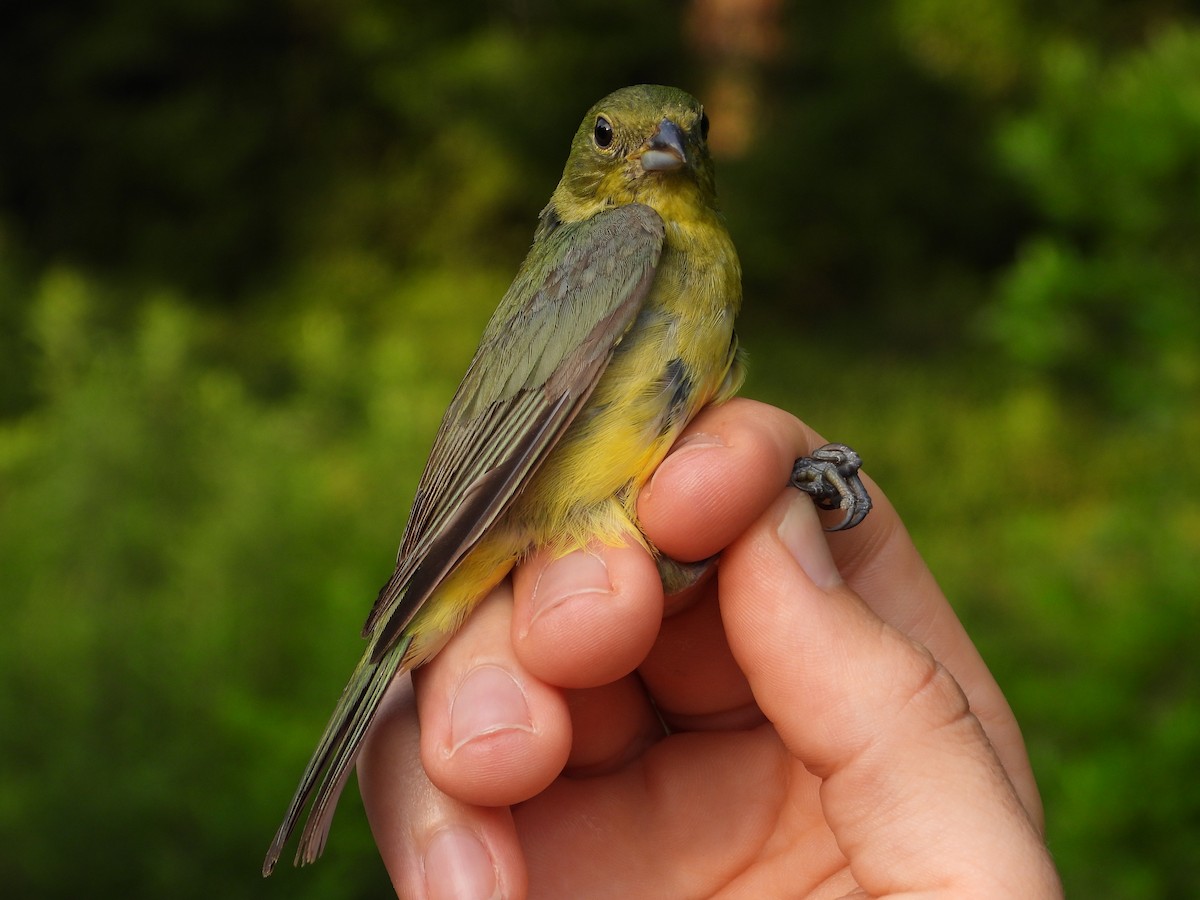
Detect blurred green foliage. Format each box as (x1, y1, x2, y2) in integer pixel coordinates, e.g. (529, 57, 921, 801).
(991, 27, 1200, 414)
(1, 1, 1198, 897)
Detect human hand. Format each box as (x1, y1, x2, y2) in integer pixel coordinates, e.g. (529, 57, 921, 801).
(358, 398, 1062, 899)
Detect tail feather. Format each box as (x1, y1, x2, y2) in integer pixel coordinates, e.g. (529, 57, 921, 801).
(262, 634, 411, 876)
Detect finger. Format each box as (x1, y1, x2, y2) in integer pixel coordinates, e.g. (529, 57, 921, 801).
(835, 487, 1046, 830)
(639, 398, 806, 562)
(637, 580, 761, 731)
(642, 398, 1042, 826)
(560, 679, 664, 775)
(630, 399, 810, 727)
(507, 538, 669, 773)
(358, 674, 528, 900)
(414, 582, 572, 808)
(719, 491, 1062, 895)
(510, 536, 663, 690)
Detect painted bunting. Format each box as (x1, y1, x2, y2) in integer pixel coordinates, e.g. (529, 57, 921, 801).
(263, 84, 870, 876)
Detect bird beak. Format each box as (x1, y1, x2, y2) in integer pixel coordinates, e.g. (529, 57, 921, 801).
(639, 119, 687, 173)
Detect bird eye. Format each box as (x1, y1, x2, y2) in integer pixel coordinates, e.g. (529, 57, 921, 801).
(700, 112, 710, 141)
(593, 116, 614, 150)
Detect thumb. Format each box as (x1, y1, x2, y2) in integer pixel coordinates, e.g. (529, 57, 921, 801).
(718, 491, 1060, 898)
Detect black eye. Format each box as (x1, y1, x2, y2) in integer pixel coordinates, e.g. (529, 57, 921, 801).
(700, 112, 710, 141)
(593, 116, 614, 149)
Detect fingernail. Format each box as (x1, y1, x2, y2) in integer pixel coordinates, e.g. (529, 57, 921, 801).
(777, 494, 843, 590)
(644, 432, 727, 500)
(449, 665, 532, 755)
(527, 549, 611, 629)
(673, 430, 728, 450)
(423, 826, 501, 900)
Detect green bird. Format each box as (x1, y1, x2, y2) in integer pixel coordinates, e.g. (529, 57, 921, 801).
(263, 83, 870, 876)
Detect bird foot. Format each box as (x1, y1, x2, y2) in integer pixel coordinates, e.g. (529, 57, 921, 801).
(790, 443, 872, 531)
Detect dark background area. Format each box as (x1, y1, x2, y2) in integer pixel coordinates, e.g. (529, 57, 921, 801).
(1, 1, 1197, 896)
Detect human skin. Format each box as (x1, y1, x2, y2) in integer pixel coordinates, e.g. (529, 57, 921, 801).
(357, 398, 1063, 899)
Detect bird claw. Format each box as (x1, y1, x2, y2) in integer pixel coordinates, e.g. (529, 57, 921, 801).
(790, 443, 872, 531)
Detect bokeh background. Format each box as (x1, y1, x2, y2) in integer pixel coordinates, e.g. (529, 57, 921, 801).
(2, 1, 1198, 896)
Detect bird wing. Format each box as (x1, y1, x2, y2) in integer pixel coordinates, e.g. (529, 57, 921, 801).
(362, 203, 666, 652)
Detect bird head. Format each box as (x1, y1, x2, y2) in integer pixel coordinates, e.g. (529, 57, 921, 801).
(546, 85, 718, 227)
